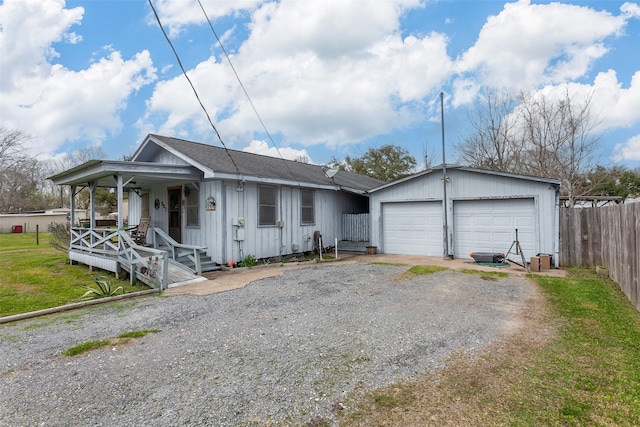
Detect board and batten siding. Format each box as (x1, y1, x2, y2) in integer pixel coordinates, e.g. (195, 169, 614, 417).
(369, 168, 559, 261)
(136, 180, 354, 264)
(217, 183, 352, 263)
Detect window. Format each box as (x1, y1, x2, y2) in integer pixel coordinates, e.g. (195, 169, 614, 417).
(301, 189, 315, 224)
(259, 186, 277, 226)
(185, 185, 199, 227)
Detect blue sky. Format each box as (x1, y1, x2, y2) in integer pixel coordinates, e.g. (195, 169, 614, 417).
(1, 0, 639, 172)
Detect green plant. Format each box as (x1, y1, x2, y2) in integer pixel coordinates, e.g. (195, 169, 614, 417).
(79, 276, 124, 300)
(238, 254, 258, 268)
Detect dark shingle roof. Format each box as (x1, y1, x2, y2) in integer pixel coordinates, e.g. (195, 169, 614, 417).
(149, 134, 384, 192)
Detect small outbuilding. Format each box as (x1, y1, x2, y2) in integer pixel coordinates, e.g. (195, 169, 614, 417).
(368, 165, 560, 266)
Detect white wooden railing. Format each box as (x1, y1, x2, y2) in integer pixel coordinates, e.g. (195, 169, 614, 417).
(70, 227, 119, 254)
(118, 231, 169, 290)
(151, 228, 207, 275)
(69, 227, 169, 290)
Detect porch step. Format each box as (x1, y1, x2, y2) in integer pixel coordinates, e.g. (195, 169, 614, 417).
(176, 253, 221, 272)
(337, 240, 369, 254)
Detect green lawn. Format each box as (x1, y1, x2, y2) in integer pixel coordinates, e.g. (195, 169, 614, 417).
(0, 232, 149, 317)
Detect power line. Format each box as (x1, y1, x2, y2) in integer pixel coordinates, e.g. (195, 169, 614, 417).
(147, 0, 242, 177)
(196, 0, 301, 186)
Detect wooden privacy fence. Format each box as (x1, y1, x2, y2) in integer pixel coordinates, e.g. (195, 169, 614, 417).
(342, 213, 369, 242)
(560, 203, 639, 311)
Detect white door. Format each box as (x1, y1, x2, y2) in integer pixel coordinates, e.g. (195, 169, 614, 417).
(453, 199, 536, 259)
(382, 202, 443, 256)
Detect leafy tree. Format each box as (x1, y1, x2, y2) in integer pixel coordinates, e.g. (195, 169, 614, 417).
(334, 144, 416, 182)
(578, 165, 640, 200)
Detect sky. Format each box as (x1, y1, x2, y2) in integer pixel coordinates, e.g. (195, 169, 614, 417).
(1, 0, 640, 172)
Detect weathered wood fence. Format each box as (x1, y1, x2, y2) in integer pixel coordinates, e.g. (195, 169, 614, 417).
(342, 213, 369, 242)
(559, 203, 639, 311)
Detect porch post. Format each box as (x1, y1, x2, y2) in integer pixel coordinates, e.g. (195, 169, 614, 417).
(89, 181, 97, 229)
(116, 174, 124, 229)
(69, 185, 76, 229)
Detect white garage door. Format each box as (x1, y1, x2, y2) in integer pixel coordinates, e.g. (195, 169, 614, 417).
(453, 199, 536, 259)
(382, 202, 443, 256)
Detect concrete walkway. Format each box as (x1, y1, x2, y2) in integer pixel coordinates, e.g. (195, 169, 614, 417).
(163, 252, 566, 296)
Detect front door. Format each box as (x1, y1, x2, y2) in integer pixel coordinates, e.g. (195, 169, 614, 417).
(168, 187, 182, 243)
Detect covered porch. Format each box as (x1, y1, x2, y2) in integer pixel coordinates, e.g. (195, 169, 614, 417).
(49, 160, 216, 290)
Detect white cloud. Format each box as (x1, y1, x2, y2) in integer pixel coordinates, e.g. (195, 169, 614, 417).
(613, 134, 640, 161)
(143, 0, 451, 147)
(591, 70, 640, 129)
(621, 2, 640, 18)
(528, 69, 640, 132)
(0, 0, 157, 155)
(0, 0, 84, 90)
(242, 139, 313, 163)
(150, 0, 264, 37)
(454, 0, 626, 92)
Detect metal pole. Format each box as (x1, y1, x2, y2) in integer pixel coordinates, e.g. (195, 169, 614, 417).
(440, 92, 450, 258)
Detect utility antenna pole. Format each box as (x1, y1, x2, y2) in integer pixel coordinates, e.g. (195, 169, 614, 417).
(440, 91, 451, 259)
(423, 137, 429, 169)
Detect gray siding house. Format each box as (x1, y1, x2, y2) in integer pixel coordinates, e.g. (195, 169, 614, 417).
(369, 165, 560, 266)
(128, 135, 382, 263)
(50, 134, 383, 286)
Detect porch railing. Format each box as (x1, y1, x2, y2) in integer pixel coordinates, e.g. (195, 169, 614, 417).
(70, 227, 119, 255)
(151, 227, 207, 275)
(118, 231, 169, 290)
(69, 227, 170, 290)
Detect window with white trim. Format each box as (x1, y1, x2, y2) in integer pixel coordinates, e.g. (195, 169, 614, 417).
(301, 189, 315, 224)
(259, 186, 277, 226)
(185, 185, 199, 227)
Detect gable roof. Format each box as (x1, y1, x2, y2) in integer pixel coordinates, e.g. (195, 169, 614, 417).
(369, 164, 561, 193)
(134, 134, 384, 193)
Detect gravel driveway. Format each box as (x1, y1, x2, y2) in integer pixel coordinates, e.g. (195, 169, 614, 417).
(1, 262, 530, 426)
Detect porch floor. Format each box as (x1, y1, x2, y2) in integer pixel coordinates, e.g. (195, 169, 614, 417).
(70, 249, 206, 288)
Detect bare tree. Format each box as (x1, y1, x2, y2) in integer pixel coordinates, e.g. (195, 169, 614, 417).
(0, 128, 44, 213)
(517, 90, 600, 205)
(455, 90, 521, 173)
(456, 89, 601, 205)
(46, 146, 109, 209)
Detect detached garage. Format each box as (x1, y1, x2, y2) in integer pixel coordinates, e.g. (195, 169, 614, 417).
(369, 166, 560, 266)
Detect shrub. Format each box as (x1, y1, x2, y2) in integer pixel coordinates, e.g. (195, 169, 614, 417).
(238, 254, 258, 268)
(47, 222, 70, 252)
(79, 276, 124, 300)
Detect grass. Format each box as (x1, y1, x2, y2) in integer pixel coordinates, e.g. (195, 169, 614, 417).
(0, 232, 150, 317)
(62, 329, 158, 356)
(460, 268, 509, 279)
(390, 264, 448, 281)
(62, 339, 111, 356)
(339, 267, 640, 426)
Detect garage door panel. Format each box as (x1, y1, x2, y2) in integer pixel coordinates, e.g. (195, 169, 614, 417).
(454, 199, 536, 259)
(383, 202, 442, 256)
